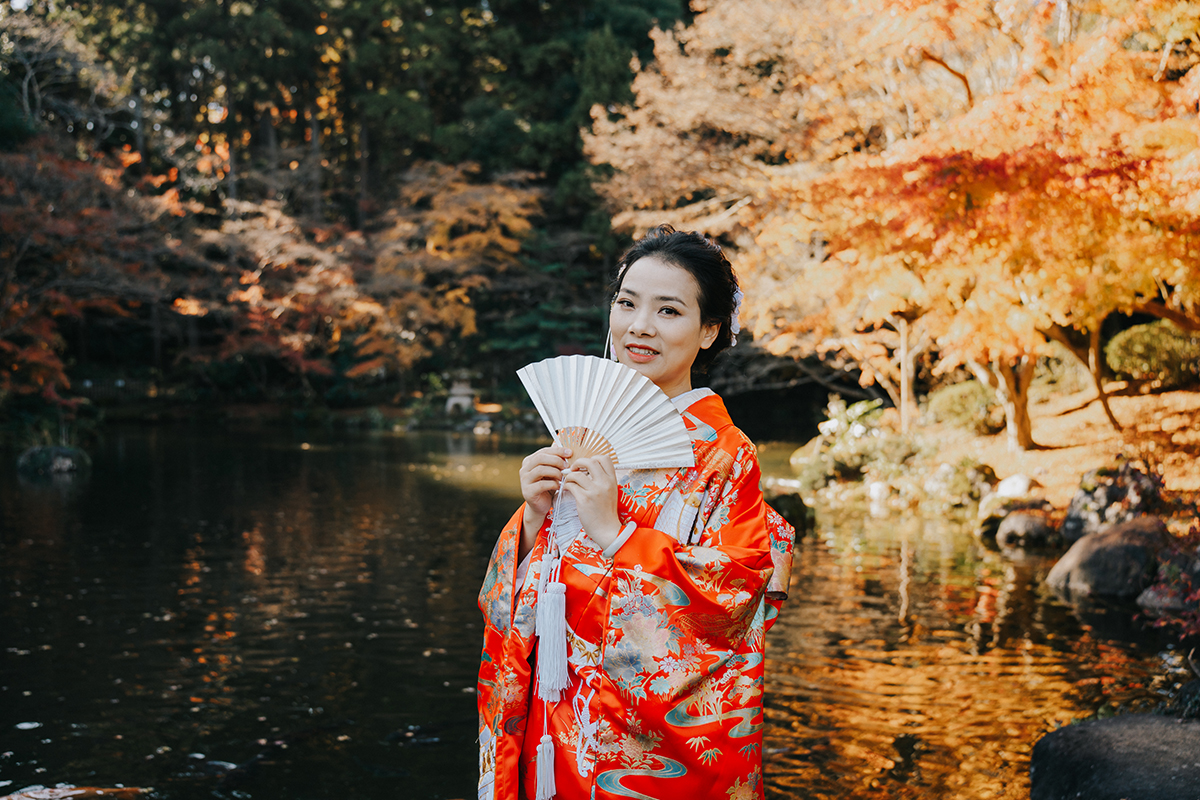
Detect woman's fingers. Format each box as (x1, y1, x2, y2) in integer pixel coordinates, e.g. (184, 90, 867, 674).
(521, 450, 569, 473)
(570, 456, 615, 484)
(522, 463, 564, 483)
(563, 456, 617, 503)
(581, 454, 616, 480)
(519, 445, 573, 516)
(562, 456, 621, 548)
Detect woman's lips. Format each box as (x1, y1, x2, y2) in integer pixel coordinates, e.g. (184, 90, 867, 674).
(625, 344, 658, 363)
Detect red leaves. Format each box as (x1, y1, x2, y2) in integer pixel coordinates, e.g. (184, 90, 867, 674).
(0, 139, 174, 406)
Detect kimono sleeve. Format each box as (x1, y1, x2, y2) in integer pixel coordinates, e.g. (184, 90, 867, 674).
(477, 506, 523, 635)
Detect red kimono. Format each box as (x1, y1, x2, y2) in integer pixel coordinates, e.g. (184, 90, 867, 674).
(477, 390, 795, 800)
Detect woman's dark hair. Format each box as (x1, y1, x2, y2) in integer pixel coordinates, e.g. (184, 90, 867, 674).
(611, 224, 740, 374)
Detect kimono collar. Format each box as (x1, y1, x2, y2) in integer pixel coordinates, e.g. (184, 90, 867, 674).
(673, 389, 735, 434)
(670, 387, 714, 412)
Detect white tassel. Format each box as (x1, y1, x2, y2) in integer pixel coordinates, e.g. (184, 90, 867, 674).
(536, 581, 569, 701)
(551, 492, 580, 551)
(535, 733, 556, 800)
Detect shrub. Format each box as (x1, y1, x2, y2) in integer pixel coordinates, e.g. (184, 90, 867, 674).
(926, 380, 1005, 434)
(1031, 339, 1092, 402)
(1106, 320, 1200, 389)
(790, 396, 927, 493)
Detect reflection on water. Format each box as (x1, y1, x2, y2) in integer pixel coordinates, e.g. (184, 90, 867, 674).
(765, 511, 1183, 800)
(1, 425, 526, 800)
(0, 427, 1186, 799)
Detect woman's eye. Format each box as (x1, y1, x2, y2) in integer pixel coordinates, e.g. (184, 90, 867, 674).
(659, 307, 680, 316)
(616, 298, 633, 309)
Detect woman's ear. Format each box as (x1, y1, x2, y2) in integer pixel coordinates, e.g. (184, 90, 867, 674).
(699, 321, 721, 350)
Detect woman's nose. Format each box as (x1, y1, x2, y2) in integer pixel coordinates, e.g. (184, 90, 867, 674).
(628, 308, 654, 335)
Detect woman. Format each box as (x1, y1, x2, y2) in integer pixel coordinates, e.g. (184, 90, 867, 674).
(477, 225, 795, 800)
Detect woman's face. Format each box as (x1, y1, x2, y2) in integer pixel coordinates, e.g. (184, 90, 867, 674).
(609, 256, 720, 399)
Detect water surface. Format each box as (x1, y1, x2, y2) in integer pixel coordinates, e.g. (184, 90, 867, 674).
(0, 428, 1187, 799)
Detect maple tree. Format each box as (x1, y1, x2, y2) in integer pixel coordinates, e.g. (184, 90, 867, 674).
(589, 0, 1200, 450)
(0, 139, 167, 410)
(584, 0, 1035, 224)
(0, 129, 554, 423)
(585, 0, 1047, 435)
(756, 8, 1200, 449)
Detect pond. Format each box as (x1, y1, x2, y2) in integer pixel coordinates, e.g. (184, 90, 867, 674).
(0, 427, 1190, 800)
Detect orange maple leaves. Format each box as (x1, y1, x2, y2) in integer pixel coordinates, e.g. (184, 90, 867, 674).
(588, 0, 1200, 447)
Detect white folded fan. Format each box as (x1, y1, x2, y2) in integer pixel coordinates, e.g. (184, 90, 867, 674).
(516, 354, 695, 470)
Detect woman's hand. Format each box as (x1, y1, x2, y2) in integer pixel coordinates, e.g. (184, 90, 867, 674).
(562, 455, 621, 549)
(518, 445, 571, 559)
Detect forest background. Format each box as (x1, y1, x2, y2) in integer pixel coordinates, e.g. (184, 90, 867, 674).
(3, 0, 1200, 457)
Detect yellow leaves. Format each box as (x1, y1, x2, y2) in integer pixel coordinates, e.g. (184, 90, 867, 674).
(173, 298, 207, 316)
(1120, 118, 1199, 157)
(349, 299, 384, 316)
(394, 161, 541, 273)
(344, 356, 387, 379)
(765, 331, 798, 355)
(228, 285, 264, 306)
(589, 0, 1200, 380)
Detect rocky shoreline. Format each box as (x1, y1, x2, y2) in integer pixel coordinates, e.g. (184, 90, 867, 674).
(785, 398, 1200, 799)
(978, 464, 1200, 799)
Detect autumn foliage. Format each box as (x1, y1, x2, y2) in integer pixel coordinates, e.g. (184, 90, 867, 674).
(0, 139, 163, 407)
(589, 0, 1200, 450)
(0, 135, 548, 418)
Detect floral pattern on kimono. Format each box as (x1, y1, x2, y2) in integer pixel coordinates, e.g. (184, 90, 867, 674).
(477, 391, 795, 800)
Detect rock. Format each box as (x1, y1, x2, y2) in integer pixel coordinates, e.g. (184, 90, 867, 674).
(788, 438, 819, 471)
(1137, 582, 1195, 613)
(1137, 552, 1200, 614)
(996, 511, 1059, 550)
(1030, 714, 1200, 800)
(1164, 680, 1200, 720)
(16, 445, 92, 477)
(1046, 516, 1170, 601)
(976, 495, 1054, 543)
(1061, 461, 1161, 544)
(996, 473, 1039, 498)
(1, 788, 146, 800)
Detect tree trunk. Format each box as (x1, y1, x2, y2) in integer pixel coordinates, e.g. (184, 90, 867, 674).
(133, 94, 146, 158)
(20, 66, 33, 119)
(895, 321, 929, 435)
(78, 315, 88, 363)
(260, 110, 279, 197)
(1056, 0, 1072, 45)
(1133, 301, 1200, 332)
(899, 318, 911, 433)
(969, 356, 1037, 451)
(308, 105, 322, 219)
(1042, 324, 1121, 431)
(1088, 327, 1121, 430)
(226, 134, 239, 204)
(261, 111, 278, 166)
(151, 302, 162, 370)
(357, 113, 370, 230)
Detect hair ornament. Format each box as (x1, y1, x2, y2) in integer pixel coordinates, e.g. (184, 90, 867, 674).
(730, 287, 744, 346)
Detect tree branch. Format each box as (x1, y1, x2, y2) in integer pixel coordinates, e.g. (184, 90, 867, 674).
(919, 49, 973, 106)
(1134, 301, 1200, 332)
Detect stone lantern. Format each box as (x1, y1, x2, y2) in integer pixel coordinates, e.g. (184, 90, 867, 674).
(445, 370, 477, 415)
